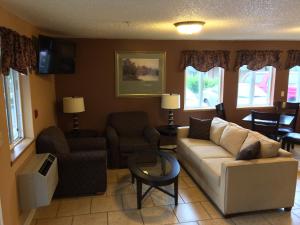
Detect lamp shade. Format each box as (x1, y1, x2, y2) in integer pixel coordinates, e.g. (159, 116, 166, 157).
(161, 94, 180, 109)
(63, 97, 85, 113)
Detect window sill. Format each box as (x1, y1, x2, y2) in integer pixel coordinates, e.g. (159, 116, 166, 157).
(236, 105, 274, 110)
(11, 138, 34, 164)
(184, 108, 215, 111)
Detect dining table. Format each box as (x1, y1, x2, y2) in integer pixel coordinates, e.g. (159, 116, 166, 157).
(242, 114, 295, 126)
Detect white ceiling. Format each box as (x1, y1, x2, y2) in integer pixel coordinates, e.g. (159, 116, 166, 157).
(1, 0, 300, 40)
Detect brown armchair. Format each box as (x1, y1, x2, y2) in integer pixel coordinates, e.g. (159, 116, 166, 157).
(36, 126, 107, 197)
(106, 111, 160, 168)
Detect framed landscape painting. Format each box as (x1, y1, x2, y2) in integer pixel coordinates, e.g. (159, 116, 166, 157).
(115, 51, 166, 97)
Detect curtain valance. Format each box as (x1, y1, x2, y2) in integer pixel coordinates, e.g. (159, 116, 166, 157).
(180, 50, 230, 72)
(234, 50, 281, 71)
(285, 50, 300, 69)
(0, 27, 36, 76)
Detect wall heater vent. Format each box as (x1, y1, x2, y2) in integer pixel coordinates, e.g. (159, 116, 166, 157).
(18, 153, 58, 210)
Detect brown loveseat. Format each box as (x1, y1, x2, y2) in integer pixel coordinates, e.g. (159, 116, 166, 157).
(36, 126, 107, 197)
(106, 111, 160, 168)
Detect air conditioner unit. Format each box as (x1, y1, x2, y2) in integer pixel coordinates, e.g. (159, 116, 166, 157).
(17, 153, 58, 210)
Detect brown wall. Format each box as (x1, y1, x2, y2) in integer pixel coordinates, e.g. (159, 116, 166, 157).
(0, 6, 57, 225)
(55, 39, 300, 133)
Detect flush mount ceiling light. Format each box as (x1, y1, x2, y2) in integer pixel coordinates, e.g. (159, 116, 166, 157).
(174, 21, 205, 34)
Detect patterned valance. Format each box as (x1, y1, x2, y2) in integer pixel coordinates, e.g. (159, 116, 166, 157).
(285, 50, 300, 69)
(180, 50, 230, 72)
(0, 27, 36, 76)
(234, 50, 281, 71)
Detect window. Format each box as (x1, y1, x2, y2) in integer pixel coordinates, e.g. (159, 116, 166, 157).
(287, 66, 300, 102)
(184, 66, 224, 110)
(237, 65, 275, 108)
(3, 69, 24, 146)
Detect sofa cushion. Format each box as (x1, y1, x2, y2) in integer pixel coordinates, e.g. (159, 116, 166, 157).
(236, 141, 260, 160)
(189, 145, 233, 159)
(188, 117, 212, 140)
(220, 123, 249, 156)
(210, 117, 229, 145)
(178, 138, 216, 150)
(240, 131, 280, 158)
(201, 157, 235, 192)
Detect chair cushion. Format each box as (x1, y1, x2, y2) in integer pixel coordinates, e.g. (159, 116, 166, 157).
(188, 117, 212, 140)
(210, 117, 229, 145)
(236, 141, 260, 160)
(108, 111, 148, 137)
(119, 137, 151, 152)
(240, 131, 280, 158)
(220, 123, 249, 156)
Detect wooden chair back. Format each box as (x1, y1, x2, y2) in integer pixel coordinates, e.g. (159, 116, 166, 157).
(275, 101, 299, 130)
(251, 110, 280, 140)
(215, 103, 226, 120)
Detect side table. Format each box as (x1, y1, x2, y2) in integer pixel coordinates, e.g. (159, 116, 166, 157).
(156, 125, 181, 151)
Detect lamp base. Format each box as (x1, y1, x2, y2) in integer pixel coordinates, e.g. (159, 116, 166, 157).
(72, 114, 80, 131)
(168, 110, 175, 128)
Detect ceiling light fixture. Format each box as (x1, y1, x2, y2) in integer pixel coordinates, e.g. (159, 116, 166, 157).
(174, 21, 205, 34)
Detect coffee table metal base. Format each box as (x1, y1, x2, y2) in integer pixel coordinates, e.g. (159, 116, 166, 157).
(132, 175, 178, 209)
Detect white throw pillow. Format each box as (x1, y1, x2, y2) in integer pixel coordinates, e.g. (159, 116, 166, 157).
(220, 123, 249, 156)
(210, 117, 229, 145)
(240, 131, 280, 158)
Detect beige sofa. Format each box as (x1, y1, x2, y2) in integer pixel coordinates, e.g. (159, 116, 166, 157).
(177, 117, 298, 216)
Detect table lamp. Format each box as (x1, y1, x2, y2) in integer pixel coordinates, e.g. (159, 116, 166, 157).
(63, 97, 85, 131)
(161, 94, 180, 128)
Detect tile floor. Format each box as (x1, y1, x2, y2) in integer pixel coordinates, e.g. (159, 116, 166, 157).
(31, 146, 300, 225)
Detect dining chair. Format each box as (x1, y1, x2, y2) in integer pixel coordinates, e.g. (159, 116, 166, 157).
(215, 103, 226, 120)
(251, 110, 280, 141)
(275, 101, 299, 135)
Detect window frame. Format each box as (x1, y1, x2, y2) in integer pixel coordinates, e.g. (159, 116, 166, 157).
(287, 66, 300, 103)
(3, 69, 24, 148)
(236, 66, 276, 108)
(184, 66, 224, 110)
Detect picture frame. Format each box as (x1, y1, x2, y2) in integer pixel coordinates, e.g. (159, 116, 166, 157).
(115, 51, 166, 97)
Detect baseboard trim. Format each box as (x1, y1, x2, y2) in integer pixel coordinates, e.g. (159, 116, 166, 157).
(23, 209, 36, 225)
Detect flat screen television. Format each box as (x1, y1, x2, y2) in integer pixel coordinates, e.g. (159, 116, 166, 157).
(37, 35, 76, 74)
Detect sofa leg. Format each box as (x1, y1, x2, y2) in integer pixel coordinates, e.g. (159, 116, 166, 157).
(284, 207, 292, 211)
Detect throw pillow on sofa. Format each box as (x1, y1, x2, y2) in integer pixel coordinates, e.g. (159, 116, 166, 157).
(220, 123, 249, 156)
(240, 131, 280, 158)
(210, 117, 229, 145)
(188, 117, 212, 140)
(236, 141, 260, 160)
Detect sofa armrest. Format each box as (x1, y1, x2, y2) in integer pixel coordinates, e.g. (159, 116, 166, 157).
(177, 126, 189, 139)
(67, 137, 106, 152)
(57, 151, 107, 195)
(220, 157, 298, 214)
(144, 126, 160, 147)
(278, 148, 293, 157)
(106, 126, 119, 148)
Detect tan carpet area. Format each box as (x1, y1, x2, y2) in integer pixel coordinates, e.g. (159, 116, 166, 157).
(31, 148, 300, 225)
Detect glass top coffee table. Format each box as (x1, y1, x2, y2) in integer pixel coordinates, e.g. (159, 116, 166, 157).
(128, 151, 180, 209)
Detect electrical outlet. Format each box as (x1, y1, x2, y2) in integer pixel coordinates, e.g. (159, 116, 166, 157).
(281, 91, 285, 97)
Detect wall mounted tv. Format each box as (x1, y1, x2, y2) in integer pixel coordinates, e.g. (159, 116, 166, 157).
(37, 35, 76, 74)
